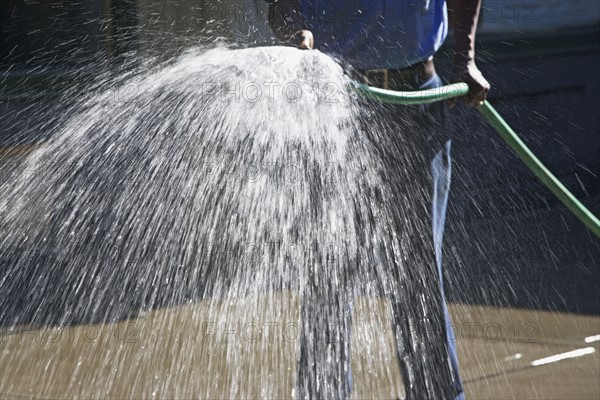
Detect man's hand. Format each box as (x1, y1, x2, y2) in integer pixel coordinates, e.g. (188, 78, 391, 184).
(450, 61, 490, 108)
(447, 0, 490, 108)
(292, 30, 314, 49)
(268, 0, 313, 49)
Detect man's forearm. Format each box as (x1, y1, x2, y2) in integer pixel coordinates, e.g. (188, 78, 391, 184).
(268, 0, 305, 42)
(447, 0, 482, 67)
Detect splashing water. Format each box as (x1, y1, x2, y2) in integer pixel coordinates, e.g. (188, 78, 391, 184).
(0, 46, 454, 399)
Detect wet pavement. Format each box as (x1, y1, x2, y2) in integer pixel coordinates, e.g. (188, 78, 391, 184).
(0, 296, 598, 399)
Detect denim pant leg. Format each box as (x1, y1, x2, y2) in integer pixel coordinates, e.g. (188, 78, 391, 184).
(432, 139, 465, 399)
(296, 266, 354, 400)
(386, 73, 464, 399)
(423, 73, 465, 399)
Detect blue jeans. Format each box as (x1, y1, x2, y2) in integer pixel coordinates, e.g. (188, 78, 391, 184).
(296, 72, 464, 400)
(425, 74, 465, 400)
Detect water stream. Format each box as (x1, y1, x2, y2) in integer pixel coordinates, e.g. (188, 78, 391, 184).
(1, 45, 454, 399)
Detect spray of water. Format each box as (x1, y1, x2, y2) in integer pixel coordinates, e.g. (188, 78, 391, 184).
(0, 46, 456, 399)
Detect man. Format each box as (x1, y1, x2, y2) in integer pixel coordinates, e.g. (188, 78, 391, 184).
(268, 0, 488, 105)
(267, 1, 490, 399)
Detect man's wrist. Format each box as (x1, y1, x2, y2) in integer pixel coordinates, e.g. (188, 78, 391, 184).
(453, 53, 475, 70)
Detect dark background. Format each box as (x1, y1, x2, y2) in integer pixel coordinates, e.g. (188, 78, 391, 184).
(1, 0, 599, 315)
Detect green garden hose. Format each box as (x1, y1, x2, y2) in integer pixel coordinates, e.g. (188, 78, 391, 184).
(356, 82, 471, 105)
(356, 82, 600, 239)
